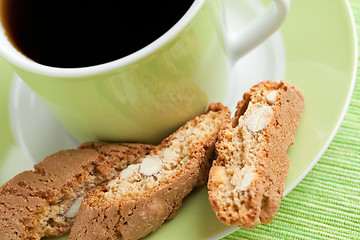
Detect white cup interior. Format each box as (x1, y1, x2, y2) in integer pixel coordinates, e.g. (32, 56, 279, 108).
(0, 24, 33, 64)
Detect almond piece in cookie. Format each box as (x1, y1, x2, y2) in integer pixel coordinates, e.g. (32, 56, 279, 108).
(139, 156, 163, 176)
(244, 105, 274, 132)
(208, 80, 304, 229)
(0, 142, 154, 240)
(68, 103, 231, 240)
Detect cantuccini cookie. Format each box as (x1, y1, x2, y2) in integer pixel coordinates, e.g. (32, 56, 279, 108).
(0, 142, 154, 240)
(68, 103, 231, 240)
(208, 81, 304, 229)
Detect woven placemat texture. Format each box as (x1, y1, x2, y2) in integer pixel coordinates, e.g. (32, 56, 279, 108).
(223, 1, 360, 239)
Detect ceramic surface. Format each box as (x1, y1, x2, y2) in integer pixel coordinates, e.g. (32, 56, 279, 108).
(0, 0, 289, 144)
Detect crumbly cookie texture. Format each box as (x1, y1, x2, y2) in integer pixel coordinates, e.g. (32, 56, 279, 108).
(68, 103, 231, 240)
(0, 142, 154, 240)
(208, 81, 304, 229)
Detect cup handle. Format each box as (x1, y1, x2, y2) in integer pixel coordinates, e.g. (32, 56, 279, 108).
(225, 0, 290, 63)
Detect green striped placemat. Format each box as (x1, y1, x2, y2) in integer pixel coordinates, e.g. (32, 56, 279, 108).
(223, 0, 360, 239)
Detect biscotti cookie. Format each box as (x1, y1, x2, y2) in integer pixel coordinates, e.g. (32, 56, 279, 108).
(0, 142, 154, 240)
(208, 81, 304, 229)
(68, 103, 231, 240)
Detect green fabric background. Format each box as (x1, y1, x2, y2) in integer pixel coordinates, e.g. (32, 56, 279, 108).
(223, 1, 360, 239)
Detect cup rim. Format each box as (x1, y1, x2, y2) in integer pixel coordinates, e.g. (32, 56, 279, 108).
(0, 0, 205, 78)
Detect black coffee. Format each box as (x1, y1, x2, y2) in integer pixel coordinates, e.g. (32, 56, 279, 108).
(0, 0, 193, 68)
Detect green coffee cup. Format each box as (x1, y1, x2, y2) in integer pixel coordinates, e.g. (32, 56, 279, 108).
(0, 0, 289, 144)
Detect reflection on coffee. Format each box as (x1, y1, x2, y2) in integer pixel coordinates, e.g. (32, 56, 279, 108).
(0, 0, 193, 68)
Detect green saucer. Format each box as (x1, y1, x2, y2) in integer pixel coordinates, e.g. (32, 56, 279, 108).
(0, 0, 357, 239)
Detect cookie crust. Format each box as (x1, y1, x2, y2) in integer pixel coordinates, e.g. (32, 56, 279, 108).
(69, 103, 231, 240)
(208, 81, 304, 229)
(0, 142, 154, 240)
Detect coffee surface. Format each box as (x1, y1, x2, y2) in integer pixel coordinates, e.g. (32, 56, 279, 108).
(0, 0, 193, 68)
